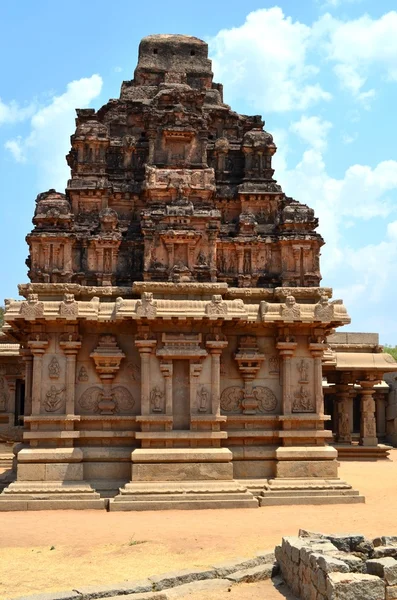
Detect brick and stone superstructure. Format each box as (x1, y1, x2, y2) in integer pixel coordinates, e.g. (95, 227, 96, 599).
(2, 34, 395, 510)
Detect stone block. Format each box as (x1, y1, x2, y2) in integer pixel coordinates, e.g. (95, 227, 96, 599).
(373, 546, 397, 559)
(367, 557, 397, 585)
(150, 567, 216, 591)
(325, 534, 365, 553)
(45, 463, 83, 481)
(213, 557, 261, 577)
(374, 536, 397, 548)
(17, 463, 46, 481)
(18, 448, 83, 463)
(276, 446, 338, 460)
(326, 572, 385, 600)
(386, 585, 397, 599)
(11, 592, 80, 600)
(276, 460, 338, 478)
(329, 552, 365, 573)
(310, 552, 349, 573)
(83, 461, 130, 480)
(226, 563, 274, 583)
(75, 578, 152, 597)
(131, 448, 232, 463)
(232, 460, 274, 479)
(131, 462, 233, 481)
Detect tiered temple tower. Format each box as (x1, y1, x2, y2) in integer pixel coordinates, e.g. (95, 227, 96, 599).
(1, 35, 364, 510)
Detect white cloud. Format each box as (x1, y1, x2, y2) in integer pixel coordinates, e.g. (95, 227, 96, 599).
(0, 99, 36, 125)
(290, 115, 332, 150)
(209, 7, 331, 113)
(5, 75, 103, 190)
(319, 11, 397, 99)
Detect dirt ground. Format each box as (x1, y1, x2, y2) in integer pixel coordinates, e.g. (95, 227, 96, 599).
(2, 451, 397, 600)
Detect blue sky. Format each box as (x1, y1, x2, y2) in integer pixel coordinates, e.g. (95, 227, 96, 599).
(1, 0, 397, 343)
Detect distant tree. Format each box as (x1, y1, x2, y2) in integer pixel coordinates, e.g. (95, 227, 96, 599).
(384, 345, 397, 361)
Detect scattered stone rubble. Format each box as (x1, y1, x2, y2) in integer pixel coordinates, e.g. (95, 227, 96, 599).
(276, 530, 397, 599)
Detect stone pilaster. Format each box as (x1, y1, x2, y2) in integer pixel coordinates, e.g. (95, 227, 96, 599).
(335, 383, 352, 443)
(206, 339, 228, 417)
(159, 361, 173, 416)
(135, 339, 157, 415)
(60, 340, 82, 415)
(27, 339, 49, 416)
(276, 341, 297, 415)
(21, 349, 33, 417)
(359, 381, 378, 447)
(309, 342, 325, 415)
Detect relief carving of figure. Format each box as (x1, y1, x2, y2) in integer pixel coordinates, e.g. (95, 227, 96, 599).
(136, 292, 157, 318)
(44, 385, 65, 413)
(59, 293, 78, 318)
(269, 356, 280, 374)
(197, 386, 210, 413)
(364, 415, 376, 437)
(77, 366, 88, 382)
(48, 357, 60, 379)
(21, 293, 44, 319)
(297, 359, 309, 383)
(104, 249, 112, 273)
(281, 295, 301, 320)
(292, 386, 314, 413)
(206, 295, 228, 316)
(338, 411, 350, 436)
(150, 386, 164, 413)
(314, 294, 333, 321)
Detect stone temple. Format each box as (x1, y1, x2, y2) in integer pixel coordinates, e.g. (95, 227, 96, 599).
(0, 34, 396, 510)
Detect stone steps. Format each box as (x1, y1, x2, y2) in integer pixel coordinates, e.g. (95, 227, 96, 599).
(259, 493, 365, 506)
(260, 488, 360, 497)
(109, 497, 258, 511)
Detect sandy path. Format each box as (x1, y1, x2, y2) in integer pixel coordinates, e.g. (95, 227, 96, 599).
(2, 451, 397, 599)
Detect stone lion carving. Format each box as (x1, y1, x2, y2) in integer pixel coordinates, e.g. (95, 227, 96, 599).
(253, 386, 278, 413)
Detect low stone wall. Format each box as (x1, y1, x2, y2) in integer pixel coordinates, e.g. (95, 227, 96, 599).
(276, 530, 397, 599)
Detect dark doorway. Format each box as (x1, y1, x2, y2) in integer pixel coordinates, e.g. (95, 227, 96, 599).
(14, 380, 25, 426)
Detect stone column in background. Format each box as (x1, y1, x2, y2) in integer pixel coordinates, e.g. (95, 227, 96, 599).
(276, 341, 298, 415)
(359, 380, 378, 446)
(335, 383, 352, 444)
(135, 338, 157, 415)
(27, 338, 49, 415)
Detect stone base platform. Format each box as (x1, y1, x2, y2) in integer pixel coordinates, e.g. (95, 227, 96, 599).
(334, 443, 392, 460)
(258, 478, 365, 506)
(109, 481, 259, 510)
(0, 481, 105, 510)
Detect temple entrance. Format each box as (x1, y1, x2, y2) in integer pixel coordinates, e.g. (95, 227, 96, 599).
(172, 360, 190, 430)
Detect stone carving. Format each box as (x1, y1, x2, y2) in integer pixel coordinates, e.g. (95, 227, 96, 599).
(111, 386, 135, 412)
(281, 295, 301, 320)
(48, 357, 60, 379)
(136, 292, 157, 318)
(205, 295, 228, 316)
(59, 293, 78, 318)
(78, 385, 135, 414)
(269, 356, 280, 374)
(197, 386, 210, 412)
(127, 362, 141, 381)
(77, 366, 88, 382)
(364, 415, 376, 437)
(339, 412, 350, 436)
(220, 387, 244, 413)
(150, 386, 164, 413)
(292, 386, 314, 413)
(44, 385, 65, 412)
(0, 377, 8, 412)
(314, 294, 333, 321)
(253, 386, 278, 413)
(20, 294, 44, 319)
(297, 359, 309, 383)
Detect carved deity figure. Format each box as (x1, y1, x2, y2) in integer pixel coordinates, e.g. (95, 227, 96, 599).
(44, 385, 65, 412)
(292, 386, 314, 412)
(281, 295, 301, 320)
(136, 292, 157, 318)
(297, 359, 309, 383)
(77, 366, 88, 382)
(150, 386, 164, 412)
(48, 357, 60, 379)
(314, 294, 333, 321)
(197, 386, 210, 412)
(206, 295, 228, 316)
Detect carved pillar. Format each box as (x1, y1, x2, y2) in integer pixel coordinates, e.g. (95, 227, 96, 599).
(160, 361, 173, 416)
(190, 362, 203, 416)
(166, 244, 174, 270)
(375, 391, 387, 439)
(21, 349, 33, 417)
(27, 339, 49, 415)
(135, 339, 157, 415)
(206, 340, 228, 416)
(309, 343, 325, 415)
(60, 340, 82, 415)
(236, 247, 244, 276)
(335, 383, 352, 443)
(359, 380, 378, 446)
(276, 341, 297, 415)
(208, 233, 217, 283)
